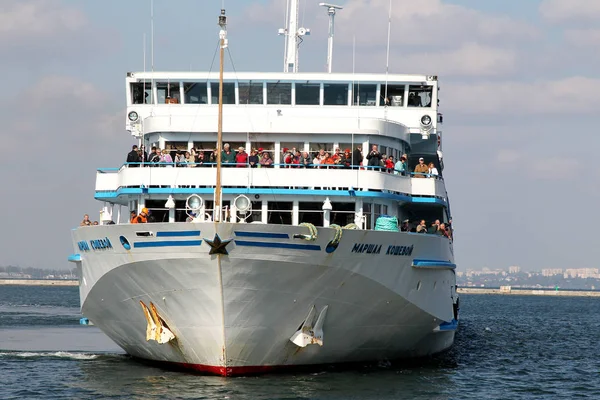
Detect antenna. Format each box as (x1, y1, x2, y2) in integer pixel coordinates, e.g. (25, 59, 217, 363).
(150, 0, 155, 74)
(384, 0, 392, 105)
(319, 3, 343, 74)
(279, 0, 311, 72)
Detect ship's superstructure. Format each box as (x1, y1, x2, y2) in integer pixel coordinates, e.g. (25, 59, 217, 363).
(70, 4, 458, 376)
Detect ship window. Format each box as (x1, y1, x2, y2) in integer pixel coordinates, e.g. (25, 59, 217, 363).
(352, 84, 377, 106)
(295, 82, 320, 105)
(332, 203, 355, 226)
(247, 201, 263, 223)
(267, 82, 291, 105)
(184, 82, 208, 104)
(299, 202, 324, 226)
(309, 142, 333, 155)
(239, 81, 264, 104)
(210, 82, 235, 104)
(374, 204, 389, 221)
(408, 85, 433, 107)
(193, 141, 216, 152)
(363, 202, 373, 229)
(157, 82, 180, 104)
(268, 201, 293, 225)
(251, 142, 275, 154)
(222, 142, 246, 154)
(380, 84, 405, 106)
(131, 82, 153, 104)
(338, 143, 356, 153)
(281, 142, 303, 155)
(324, 83, 349, 105)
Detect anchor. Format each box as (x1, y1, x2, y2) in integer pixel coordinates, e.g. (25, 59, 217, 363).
(290, 305, 329, 347)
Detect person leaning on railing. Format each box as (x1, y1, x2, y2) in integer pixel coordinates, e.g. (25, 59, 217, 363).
(366, 145, 382, 170)
(126, 145, 141, 167)
(414, 157, 429, 177)
(394, 156, 407, 175)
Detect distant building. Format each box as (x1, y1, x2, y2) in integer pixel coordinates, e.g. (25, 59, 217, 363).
(564, 268, 600, 279)
(509, 266, 521, 274)
(542, 268, 563, 277)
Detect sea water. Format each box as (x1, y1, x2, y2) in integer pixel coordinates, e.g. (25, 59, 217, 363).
(1, 285, 599, 399)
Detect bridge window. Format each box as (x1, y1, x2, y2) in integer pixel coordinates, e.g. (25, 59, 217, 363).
(239, 81, 264, 104)
(184, 82, 208, 104)
(380, 84, 405, 106)
(268, 201, 293, 225)
(295, 82, 320, 105)
(157, 82, 180, 104)
(408, 85, 433, 107)
(247, 201, 263, 223)
(324, 83, 349, 105)
(267, 82, 291, 105)
(332, 203, 355, 226)
(210, 82, 235, 104)
(363, 203, 373, 229)
(299, 202, 324, 226)
(353, 84, 377, 106)
(131, 82, 153, 104)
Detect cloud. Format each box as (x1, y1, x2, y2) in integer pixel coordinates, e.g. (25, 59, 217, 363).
(393, 42, 516, 77)
(564, 29, 600, 47)
(0, 75, 128, 269)
(0, 0, 116, 65)
(337, 0, 539, 47)
(245, 0, 539, 47)
(0, 0, 85, 42)
(539, 0, 600, 24)
(493, 149, 581, 180)
(443, 76, 600, 115)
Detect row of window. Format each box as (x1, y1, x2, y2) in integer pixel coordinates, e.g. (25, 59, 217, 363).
(131, 81, 434, 108)
(142, 200, 387, 228)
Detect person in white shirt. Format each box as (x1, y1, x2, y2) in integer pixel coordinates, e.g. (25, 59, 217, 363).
(428, 162, 439, 177)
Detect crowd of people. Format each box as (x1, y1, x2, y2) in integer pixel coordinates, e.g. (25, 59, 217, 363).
(400, 218, 452, 239)
(79, 214, 98, 226)
(126, 143, 440, 177)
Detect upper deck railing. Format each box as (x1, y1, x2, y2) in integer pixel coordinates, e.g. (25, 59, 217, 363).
(95, 163, 447, 201)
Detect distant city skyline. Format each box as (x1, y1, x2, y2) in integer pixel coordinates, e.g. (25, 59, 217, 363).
(1, 0, 599, 270)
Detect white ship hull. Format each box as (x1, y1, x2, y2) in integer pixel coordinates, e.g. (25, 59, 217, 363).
(72, 222, 457, 376)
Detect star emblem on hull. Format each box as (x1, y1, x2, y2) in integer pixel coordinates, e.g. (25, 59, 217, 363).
(204, 233, 232, 255)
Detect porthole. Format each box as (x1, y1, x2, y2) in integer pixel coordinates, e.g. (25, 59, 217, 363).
(120, 236, 131, 250)
(433, 281, 437, 289)
(416, 281, 422, 291)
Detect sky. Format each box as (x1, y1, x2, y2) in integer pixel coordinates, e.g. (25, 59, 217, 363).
(0, 0, 599, 271)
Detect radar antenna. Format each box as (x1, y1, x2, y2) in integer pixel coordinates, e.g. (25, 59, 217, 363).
(319, 3, 343, 73)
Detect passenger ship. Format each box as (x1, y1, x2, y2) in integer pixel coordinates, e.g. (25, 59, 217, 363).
(70, 3, 458, 376)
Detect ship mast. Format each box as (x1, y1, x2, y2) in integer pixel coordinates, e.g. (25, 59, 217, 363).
(215, 9, 228, 222)
(280, 0, 310, 73)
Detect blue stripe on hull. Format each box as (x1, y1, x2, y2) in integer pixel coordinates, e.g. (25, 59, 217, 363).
(412, 259, 456, 269)
(133, 240, 203, 248)
(438, 319, 459, 331)
(234, 231, 290, 239)
(235, 240, 321, 251)
(156, 231, 201, 237)
(68, 254, 82, 262)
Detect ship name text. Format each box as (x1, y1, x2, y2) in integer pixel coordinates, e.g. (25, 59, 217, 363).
(351, 243, 414, 256)
(78, 237, 113, 252)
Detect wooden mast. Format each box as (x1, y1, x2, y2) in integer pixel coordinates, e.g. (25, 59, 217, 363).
(215, 9, 227, 222)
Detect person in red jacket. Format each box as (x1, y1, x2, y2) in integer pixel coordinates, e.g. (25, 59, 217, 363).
(236, 147, 248, 167)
